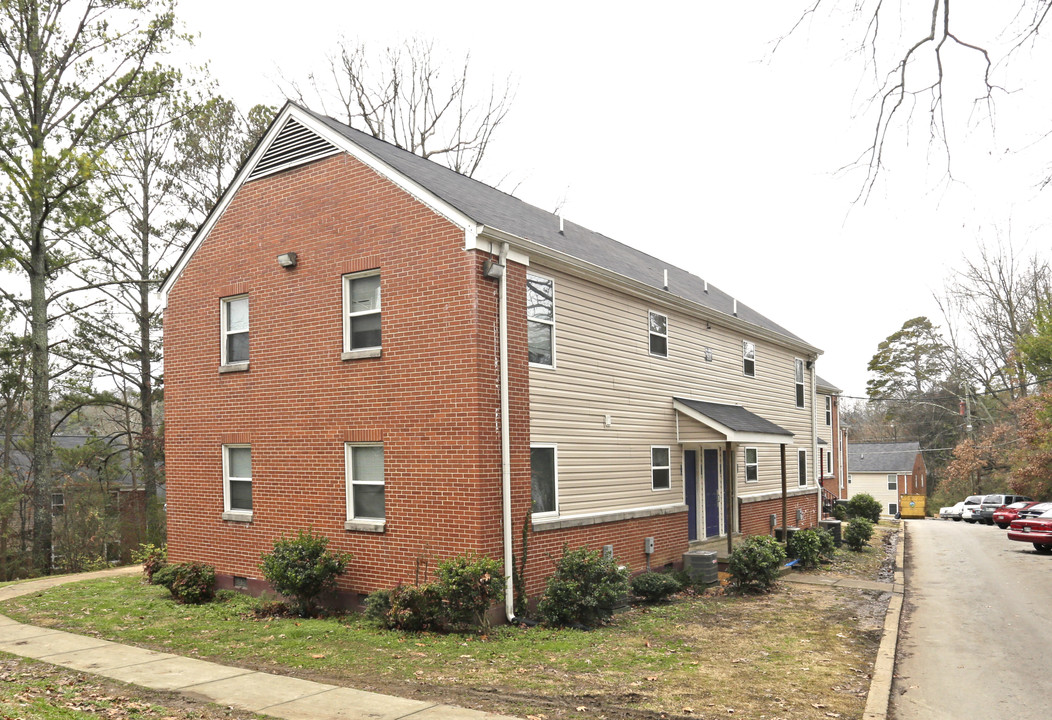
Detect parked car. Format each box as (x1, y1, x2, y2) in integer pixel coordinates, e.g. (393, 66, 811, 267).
(975, 494, 1033, 525)
(1018, 502, 1052, 520)
(1007, 508, 1052, 553)
(993, 501, 1042, 529)
(940, 501, 968, 520)
(948, 495, 984, 522)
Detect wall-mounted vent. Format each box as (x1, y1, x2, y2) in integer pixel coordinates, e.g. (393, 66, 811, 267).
(248, 118, 341, 181)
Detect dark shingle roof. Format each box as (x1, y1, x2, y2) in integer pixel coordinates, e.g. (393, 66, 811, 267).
(848, 442, 921, 473)
(300, 105, 811, 347)
(674, 398, 793, 437)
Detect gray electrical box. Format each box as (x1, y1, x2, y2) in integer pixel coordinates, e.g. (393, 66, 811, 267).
(643, 537, 655, 554)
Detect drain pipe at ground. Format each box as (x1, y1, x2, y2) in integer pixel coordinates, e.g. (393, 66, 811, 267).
(496, 241, 515, 623)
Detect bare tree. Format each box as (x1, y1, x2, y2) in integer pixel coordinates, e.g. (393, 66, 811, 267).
(939, 240, 1051, 406)
(0, 0, 179, 572)
(289, 37, 514, 178)
(782, 1, 1051, 200)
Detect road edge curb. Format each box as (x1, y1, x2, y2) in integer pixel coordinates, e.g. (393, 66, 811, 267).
(862, 519, 906, 720)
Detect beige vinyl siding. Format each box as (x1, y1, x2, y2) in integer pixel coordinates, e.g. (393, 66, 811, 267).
(849, 472, 905, 514)
(529, 262, 815, 519)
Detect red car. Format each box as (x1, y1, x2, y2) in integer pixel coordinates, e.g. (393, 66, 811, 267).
(1007, 508, 1052, 554)
(993, 501, 1042, 529)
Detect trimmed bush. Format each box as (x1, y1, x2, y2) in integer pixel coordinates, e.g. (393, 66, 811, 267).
(260, 529, 352, 617)
(630, 572, 682, 604)
(832, 503, 849, 522)
(435, 552, 505, 630)
(728, 535, 786, 593)
(154, 561, 215, 604)
(846, 493, 882, 523)
(362, 589, 393, 626)
(786, 528, 834, 569)
(387, 584, 443, 632)
(537, 546, 629, 628)
(844, 517, 874, 551)
(132, 543, 167, 584)
(817, 526, 837, 561)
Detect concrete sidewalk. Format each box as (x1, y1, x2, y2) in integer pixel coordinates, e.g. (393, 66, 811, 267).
(0, 568, 515, 720)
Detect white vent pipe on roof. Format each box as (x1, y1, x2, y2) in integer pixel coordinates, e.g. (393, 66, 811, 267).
(703, 279, 708, 293)
(558, 214, 564, 233)
(663, 269, 669, 291)
(733, 298, 738, 316)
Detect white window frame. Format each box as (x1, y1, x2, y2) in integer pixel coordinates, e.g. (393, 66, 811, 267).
(530, 444, 559, 517)
(345, 443, 385, 530)
(342, 270, 382, 359)
(797, 449, 807, 487)
(222, 444, 252, 520)
(743, 340, 756, 377)
(744, 447, 759, 483)
(651, 446, 671, 490)
(220, 295, 249, 367)
(795, 358, 805, 408)
(526, 273, 556, 369)
(888, 473, 897, 490)
(648, 311, 668, 358)
(826, 449, 833, 476)
(825, 396, 832, 425)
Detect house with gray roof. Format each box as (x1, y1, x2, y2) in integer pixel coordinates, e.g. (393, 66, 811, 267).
(160, 102, 830, 610)
(847, 441, 928, 517)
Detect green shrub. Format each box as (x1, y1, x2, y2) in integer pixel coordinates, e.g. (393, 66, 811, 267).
(846, 493, 882, 523)
(435, 552, 505, 630)
(259, 529, 352, 617)
(132, 543, 167, 584)
(537, 546, 629, 628)
(728, 535, 786, 593)
(786, 528, 834, 569)
(832, 503, 849, 521)
(387, 584, 443, 632)
(630, 572, 682, 603)
(844, 517, 874, 551)
(817, 526, 837, 560)
(362, 589, 393, 626)
(154, 561, 215, 604)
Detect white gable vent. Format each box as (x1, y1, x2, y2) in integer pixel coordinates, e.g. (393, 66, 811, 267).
(247, 117, 341, 181)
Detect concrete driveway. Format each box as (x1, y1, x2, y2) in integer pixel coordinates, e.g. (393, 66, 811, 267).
(891, 518, 1052, 719)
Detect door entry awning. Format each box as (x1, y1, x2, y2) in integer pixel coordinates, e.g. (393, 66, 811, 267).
(673, 397, 794, 445)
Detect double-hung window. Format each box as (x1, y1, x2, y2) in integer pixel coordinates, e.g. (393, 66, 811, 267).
(526, 274, 555, 367)
(651, 446, 671, 490)
(825, 396, 832, 425)
(887, 473, 897, 490)
(743, 341, 755, 377)
(826, 450, 833, 476)
(744, 447, 758, 483)
(343, 271, 381, 356)
(795, 359, 805, 408)
(223, 445, 252, 517)
(797, 449, 807, 486)
(346, 443, 385, 521)
(221, 295, 249, 366)
(649, 311, 668, 357)
(531, 445, 557, 515)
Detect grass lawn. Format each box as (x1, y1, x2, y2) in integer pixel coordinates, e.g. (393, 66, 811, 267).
(0, 654, 267, 720)
(0, 525, 898, 720)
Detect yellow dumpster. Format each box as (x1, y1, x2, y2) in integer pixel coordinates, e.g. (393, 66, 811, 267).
(900, 494, 927, 519)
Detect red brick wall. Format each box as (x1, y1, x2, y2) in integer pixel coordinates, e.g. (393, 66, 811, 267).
(164, 153, 531, 596)
(739, 492, 820, 537)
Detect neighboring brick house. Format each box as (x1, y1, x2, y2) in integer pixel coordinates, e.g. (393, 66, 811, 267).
(160, 102, 827, 613)
(846, 441, 927, 516)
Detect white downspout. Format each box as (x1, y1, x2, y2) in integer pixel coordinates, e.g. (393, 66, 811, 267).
(811, 362, 819, 523)
(496, 242, 514, 621)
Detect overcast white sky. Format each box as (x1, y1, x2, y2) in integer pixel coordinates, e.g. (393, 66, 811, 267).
(172, 1, 1052, 398)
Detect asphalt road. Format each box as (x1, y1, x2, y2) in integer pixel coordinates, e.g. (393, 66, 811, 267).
(891, 517, 1052, 720)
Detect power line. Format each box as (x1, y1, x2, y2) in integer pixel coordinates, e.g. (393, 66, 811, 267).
(839, 376, 1051, 403)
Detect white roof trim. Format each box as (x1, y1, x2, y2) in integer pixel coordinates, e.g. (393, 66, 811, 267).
(673, 399, 795, 445)
(159, 103, 480, 308)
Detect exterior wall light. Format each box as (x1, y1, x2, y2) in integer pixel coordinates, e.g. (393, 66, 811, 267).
(277, 252, 298, 268)
(483, 259, 504, 279)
